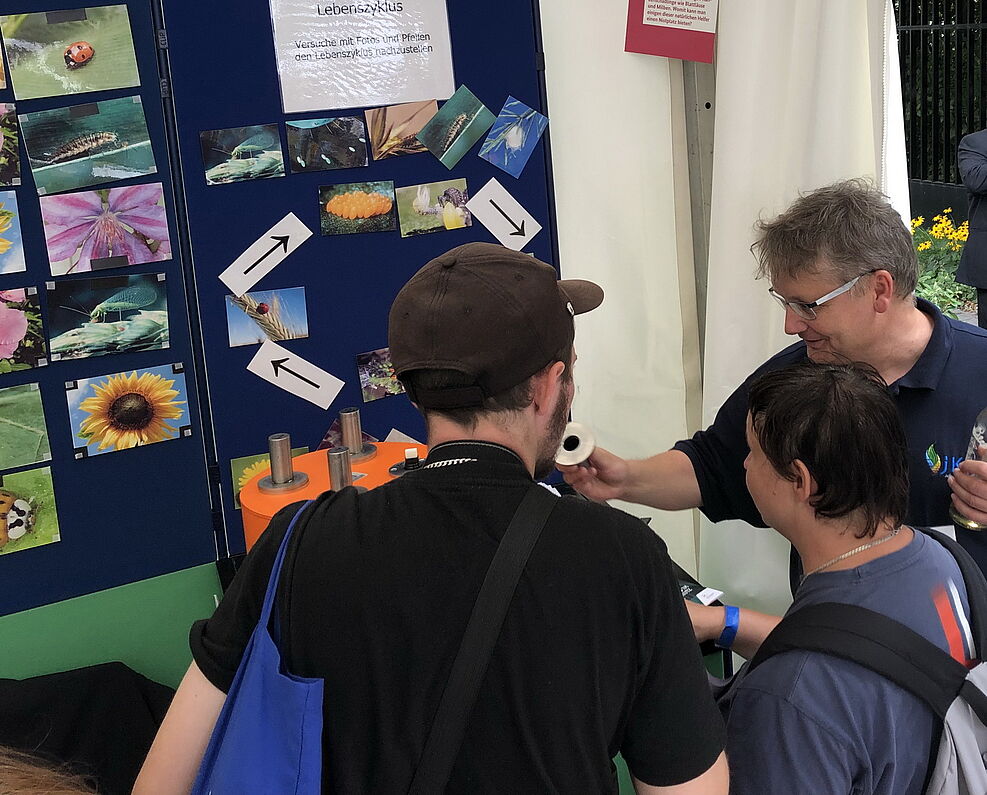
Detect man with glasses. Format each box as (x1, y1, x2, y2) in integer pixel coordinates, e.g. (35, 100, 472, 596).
(560, 179, 987, 573)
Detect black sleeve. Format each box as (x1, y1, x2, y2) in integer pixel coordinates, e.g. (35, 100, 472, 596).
(673, 376, 765, 527)
(189, 501, 306, 693)
(619, 528, 726, 786)
(959, 133, 987, 195)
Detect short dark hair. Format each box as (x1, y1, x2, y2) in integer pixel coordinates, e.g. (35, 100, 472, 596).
(747, 362, 909, 538)
(752, 179, 917, 297)
(401, 343, 573, 429)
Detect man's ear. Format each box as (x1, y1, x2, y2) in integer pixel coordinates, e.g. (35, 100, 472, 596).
(790, 459, 816, 503)
(872, 269, 895, 313)
(531, 361, 566, 416)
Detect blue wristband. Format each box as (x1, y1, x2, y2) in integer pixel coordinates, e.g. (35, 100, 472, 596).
(715, 605, 740, 650)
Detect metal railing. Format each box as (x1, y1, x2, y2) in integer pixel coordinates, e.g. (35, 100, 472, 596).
(895, 0, 986, 185)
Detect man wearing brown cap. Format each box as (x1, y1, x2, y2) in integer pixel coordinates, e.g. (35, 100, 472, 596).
(137, 242, 727, 794)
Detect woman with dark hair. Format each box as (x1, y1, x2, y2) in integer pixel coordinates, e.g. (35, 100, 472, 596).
(688, 361, 975, 794)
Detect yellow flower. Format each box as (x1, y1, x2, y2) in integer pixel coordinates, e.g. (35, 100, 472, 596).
(78, 371, 185, 451)
(238, 458, 270, 489)
(943, 207, 953, 214)
(917, 241, 932, 251)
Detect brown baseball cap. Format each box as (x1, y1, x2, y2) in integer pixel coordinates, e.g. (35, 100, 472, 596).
(388, 242, 603, 409)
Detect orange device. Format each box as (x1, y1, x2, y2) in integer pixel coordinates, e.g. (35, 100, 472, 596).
(239, 435, 427, 551)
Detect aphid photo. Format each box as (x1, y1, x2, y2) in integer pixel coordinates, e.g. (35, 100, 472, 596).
(199, 124, 284, 185)
(225, 287, 309, 348)
(47, 272, 169, 362)
(319, 180, 397, 235)
(0, 467, 60, 556)
(479, 96, 548, 179)
(0, 6, 140, 101)
(417, 86, 496, 169)
(0, 104, 21, 187)
(66, 362, 188, 457)
(286, 117, 368, 174)
(0, 287, 47, 374)
(0, 191, 26, 275)
(40, 183, 171, 276)
(0, 383, 50, 472)
(395, 179, 471, 238)
(20, 96, 157, 195)
(365, 100, 437, 161)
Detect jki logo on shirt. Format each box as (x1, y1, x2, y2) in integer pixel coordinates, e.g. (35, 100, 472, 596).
(925, 443, 964, 476)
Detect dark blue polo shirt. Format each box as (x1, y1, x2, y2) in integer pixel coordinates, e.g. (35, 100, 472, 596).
(674, 298, 987, 570)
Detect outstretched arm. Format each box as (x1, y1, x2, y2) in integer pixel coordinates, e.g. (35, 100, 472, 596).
(559, 448, 701, 510)
(686, 601, 781, 661)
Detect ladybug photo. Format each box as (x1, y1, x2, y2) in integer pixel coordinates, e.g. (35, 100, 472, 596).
(0, 5, 139, 101)
(0, 466, 60, 557)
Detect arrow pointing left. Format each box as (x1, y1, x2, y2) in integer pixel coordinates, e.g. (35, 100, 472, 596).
(248, 341, 344, 409)
(220, 213, 312, 296)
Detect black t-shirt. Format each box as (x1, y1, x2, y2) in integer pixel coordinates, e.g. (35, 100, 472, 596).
(191, 441, 725, 793)
(673, 299, 987, 570)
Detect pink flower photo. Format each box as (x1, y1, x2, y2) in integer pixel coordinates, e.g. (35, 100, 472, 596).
(0, 287, 46, 373)
(40, 183, 172, 276)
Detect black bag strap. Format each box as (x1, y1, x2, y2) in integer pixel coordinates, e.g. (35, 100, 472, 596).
(749, 602, 971, 718)
(914, 526, 987, 656)
(408, 483, 558, 794)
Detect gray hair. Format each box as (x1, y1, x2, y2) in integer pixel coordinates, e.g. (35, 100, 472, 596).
(752, 179, 917, 298)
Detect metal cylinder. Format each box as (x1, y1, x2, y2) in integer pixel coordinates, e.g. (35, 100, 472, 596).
(328, 446, 354, 491)
(339, 406, 377, 461)
(268, 433, 293, 485)
(258, 432, 309, 494)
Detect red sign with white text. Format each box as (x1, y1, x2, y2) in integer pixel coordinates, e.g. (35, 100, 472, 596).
(625, 0, 717, 63)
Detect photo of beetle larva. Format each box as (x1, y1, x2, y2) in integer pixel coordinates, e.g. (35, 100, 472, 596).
(20, 95, 157, 195)
(47, 272, 169, 362)
(199, 124, 285, 185)
(416, 85, 496, 169)
(0, 6, 140, 101)
(0, 466, 60, 557)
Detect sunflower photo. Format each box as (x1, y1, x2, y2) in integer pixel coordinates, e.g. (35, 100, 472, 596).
(199, 124, 284, 185)
(0, 383, 50, 472)
(66, 362, 189, 458)
(47, 272, 169, 362)
(0, 466, 60, 557)
(0, 104, 21, 187)
(41, 182, 171, 275)
(225, 287, 308, 348)
(319, 180, 397, 236)
(0, 287, 47, 373)
(396, 179, 471, 238)
(0, 191, 26, 275)
(417, 86, 495, 169)
(286, 117, 368, 174)
(21, 95, 156, 196)
(478, 96, 548, 179)
(230, 446, 307, 509)
(0, 6, 140, 102)
(356, 347, 405, 403)
(366, 100, 437, 161)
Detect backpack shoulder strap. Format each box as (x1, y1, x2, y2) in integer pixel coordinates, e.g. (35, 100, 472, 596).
(749, 602, 969, 718)
(915, 526, 987, 656)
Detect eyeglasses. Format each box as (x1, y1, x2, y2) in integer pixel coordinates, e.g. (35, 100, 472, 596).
(768, 270, 878, 320)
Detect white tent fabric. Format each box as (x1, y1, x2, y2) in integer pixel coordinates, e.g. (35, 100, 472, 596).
(698, 0, 910, 615)
(540, 5, 703, 570)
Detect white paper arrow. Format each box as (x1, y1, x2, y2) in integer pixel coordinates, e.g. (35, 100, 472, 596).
(220, 213, 313, 296)
(246, 340, 344, 409)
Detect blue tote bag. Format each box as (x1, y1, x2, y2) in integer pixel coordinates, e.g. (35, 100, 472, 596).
(192, 500, 323, 795)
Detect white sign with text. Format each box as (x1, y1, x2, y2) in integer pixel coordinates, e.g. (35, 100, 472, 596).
(269, 0, 455, 113)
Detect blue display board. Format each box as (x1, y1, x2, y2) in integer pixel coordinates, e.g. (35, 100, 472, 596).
(0, 1, 215, 617)
(0, 0, 558, 615)
(160, 0, 559, 556)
